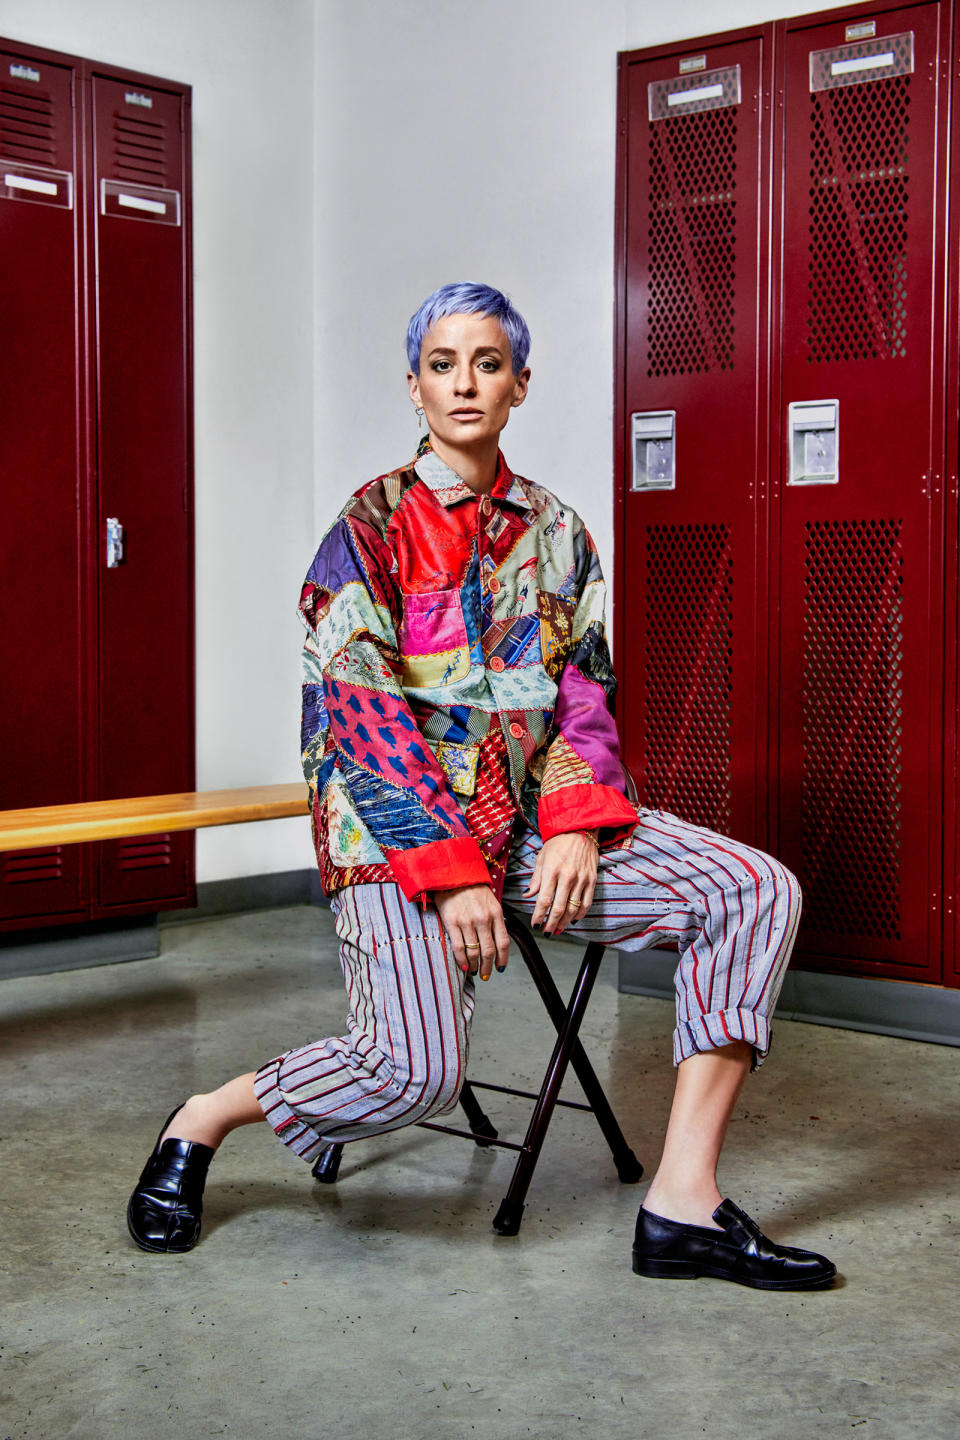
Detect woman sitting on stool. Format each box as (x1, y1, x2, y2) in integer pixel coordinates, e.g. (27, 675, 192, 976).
(128, 282, 836, 1292)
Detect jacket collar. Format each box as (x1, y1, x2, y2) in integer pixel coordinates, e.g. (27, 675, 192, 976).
(412, 437, 531, 511)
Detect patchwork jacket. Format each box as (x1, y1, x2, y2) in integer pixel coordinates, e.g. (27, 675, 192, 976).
(299, 438, 638, 902)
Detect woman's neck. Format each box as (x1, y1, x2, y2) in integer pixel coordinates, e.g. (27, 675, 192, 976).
(428, 433, 500, 494)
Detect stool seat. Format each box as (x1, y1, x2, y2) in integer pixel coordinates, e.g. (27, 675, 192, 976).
(310, 907, 643, 1235)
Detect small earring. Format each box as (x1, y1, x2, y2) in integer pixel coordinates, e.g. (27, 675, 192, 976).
(415, 406, 425, 430)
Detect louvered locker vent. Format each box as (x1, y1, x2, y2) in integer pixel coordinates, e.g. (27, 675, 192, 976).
(116, 836, 173, 871)
(807, 68, 910, 364)
(646, 106, 738, 378)
(2, 848, 64, 885)
(109, 110, 169, 185)
(642, 523, 734, 832)
(800, 519, 904, 940)
(0, 85, 56, 165)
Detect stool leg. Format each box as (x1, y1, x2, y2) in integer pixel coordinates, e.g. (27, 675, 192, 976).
(493, 945, 604, 1236)
(458, 1080, 499, 1146)
(510, 924, 643, 1185)
(311, 1142, 344, 1184)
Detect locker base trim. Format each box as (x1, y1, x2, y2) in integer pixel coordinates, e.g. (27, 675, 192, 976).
(0, 914, 158, 981)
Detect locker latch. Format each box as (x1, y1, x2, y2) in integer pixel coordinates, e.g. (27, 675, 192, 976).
(106, 517, 125, 567)
(631, 411, 676, 491)
(787, 400, 839, 485)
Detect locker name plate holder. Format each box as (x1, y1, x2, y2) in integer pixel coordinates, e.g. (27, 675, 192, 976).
(788, 400, 838, 486)
(0, 161, 73, 209)
(648, 66, 741, 121)
(810, 32, 913, 92)
(100, 178, 181, 226)
(631, 411, 676, 491)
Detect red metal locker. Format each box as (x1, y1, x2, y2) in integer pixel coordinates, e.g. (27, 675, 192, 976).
(88, 69, 195, 914)
(0, 41, 195, 933)
(0, 45, 89, 926)
(946, 5, 960, 986)
(773, 0, 950, 981)
(615, 29, 774, 848)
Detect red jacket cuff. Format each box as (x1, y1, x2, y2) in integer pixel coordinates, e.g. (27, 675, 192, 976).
(537, 784, 638, 844)
(384, 836, 492, 902)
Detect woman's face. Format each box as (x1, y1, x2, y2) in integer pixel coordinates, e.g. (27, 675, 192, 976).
(408, 312, 529, 452)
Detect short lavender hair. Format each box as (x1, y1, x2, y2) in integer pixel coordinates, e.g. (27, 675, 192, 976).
(406, 282, 531, 375)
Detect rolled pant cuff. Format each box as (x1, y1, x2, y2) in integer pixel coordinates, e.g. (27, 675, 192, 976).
(254, 1056, 330, 1163)
(673, 1009, 771, 1070)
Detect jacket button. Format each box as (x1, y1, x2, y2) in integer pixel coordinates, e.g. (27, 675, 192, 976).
(488, 576, 501, 594)
(509, 722, 524, 739)
(489, 655, 505, 672)
(480, 495, 493, 515)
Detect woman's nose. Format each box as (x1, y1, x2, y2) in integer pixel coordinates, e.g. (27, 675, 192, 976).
(453, 367, 476, 396)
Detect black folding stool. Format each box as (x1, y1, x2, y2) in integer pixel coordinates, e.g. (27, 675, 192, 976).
(311, 906, 643, 1235)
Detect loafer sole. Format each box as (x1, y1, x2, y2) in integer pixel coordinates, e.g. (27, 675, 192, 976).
(632, 1250, 836, 1290)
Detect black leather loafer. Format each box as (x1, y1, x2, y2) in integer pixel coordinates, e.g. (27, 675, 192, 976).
(127, 1105, 214, 1254)
(633, 1199, 836, 1290)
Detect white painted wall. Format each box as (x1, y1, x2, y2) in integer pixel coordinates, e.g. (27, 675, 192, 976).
(623, 0, 867, 49)
(312, 0, 626, 584)
(2, 0, 316, 881)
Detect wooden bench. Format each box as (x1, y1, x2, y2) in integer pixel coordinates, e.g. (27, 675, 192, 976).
(0, 783, 310, 853)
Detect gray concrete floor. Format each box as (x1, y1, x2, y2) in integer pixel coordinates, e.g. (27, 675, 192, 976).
(2, 905, 958, 1440)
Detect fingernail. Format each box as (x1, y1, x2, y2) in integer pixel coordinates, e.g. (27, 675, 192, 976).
(481, 973, 490, 982)
(459, 963, 469, 972)
(496, 964, 506, 973)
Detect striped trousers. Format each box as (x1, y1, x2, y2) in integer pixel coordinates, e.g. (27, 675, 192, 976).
(254, 810, 801, 1162)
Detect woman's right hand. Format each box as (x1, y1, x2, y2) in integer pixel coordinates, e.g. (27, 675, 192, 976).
(433, 884, 510, 980)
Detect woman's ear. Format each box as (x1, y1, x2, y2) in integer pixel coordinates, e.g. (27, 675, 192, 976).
(511, 367, 531, 408)
(407, 370, 421, 407)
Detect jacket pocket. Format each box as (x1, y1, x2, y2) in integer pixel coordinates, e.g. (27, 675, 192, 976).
(399, 588, 471, 688)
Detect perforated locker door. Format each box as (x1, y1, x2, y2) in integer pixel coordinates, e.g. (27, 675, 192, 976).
(617, 33, 771, 846)
(775, 3, 949, 981)
(0, 47, 89, 927)
(89, 71, 194, 914)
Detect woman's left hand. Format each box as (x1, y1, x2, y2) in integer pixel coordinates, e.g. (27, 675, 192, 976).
(523, 831, 599, 936)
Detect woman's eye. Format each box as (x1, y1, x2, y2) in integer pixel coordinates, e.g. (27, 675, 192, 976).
(478, 359, 500, 372)
(431, 360, 452, 372)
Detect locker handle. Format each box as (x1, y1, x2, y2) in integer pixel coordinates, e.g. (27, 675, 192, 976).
(106, 518, 125, 568)
(787, 400, 838, 486)
(631, 411, 676, 490)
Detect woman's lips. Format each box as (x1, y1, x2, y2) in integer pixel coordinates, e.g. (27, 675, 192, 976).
(450, 409, 483, 419)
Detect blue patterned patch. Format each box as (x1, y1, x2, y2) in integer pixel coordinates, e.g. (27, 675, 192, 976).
(338, 759, 452, 848)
